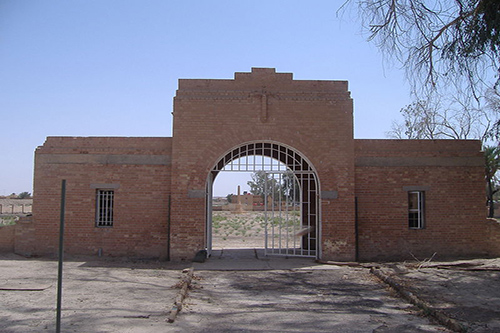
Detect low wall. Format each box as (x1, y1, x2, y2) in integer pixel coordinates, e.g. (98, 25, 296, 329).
(0, 216, 37, 256)
(14, 216, 35, 257)
(0, 224, 15, 252)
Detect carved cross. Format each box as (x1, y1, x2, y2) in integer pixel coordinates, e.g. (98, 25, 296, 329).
(260, 93, 268, 123)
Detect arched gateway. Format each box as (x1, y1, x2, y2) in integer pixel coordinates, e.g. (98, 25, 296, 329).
(168, 67, 356, 261)
(208, 141, 320, 257)
(30, 68, 494, 262)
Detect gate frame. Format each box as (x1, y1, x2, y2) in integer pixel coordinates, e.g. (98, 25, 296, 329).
(206, 140, 322, 259)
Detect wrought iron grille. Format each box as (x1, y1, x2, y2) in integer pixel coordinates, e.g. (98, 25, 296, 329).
(96, 190, 114, 227)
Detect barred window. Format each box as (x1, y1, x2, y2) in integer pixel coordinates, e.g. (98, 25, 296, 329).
(96, 190, 114, 227)
(408, 191, 425, 229)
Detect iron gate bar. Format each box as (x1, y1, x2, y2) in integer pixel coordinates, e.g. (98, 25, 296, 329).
(209, 141, 320, 258)
(263, 170, 316, 257)
(214, 143, 314, 173)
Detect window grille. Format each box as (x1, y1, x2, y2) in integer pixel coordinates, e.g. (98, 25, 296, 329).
(96, 190, 114, 227)
(408, 191, 424, 229)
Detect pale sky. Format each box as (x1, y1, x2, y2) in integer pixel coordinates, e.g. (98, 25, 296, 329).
(0, 1, 411, 196)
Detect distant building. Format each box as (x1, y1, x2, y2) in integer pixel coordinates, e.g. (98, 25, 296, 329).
(230, 193, 262, 207)
(0, 199, 32, 215)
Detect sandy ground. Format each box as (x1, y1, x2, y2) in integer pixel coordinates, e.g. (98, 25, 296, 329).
(0, 253, 445, 333)
(1, 250, 499, 332)
(0, 252, 446, 333)
(380, 258, 500, 332)
(212, 211, 302, 250)
(0, 253, 185, 332)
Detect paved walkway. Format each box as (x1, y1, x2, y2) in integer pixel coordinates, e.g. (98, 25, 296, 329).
(193, 248, 324, 271)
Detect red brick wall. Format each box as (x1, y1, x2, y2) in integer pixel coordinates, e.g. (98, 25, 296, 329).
(32, 137, 172, 258)
(0, 224, 15, 252)
(170, 68, 355, 260)
(14, 216, 35, 256)
(355, 139, 488, 261)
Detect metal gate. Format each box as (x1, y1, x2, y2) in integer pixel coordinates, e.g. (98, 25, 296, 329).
(262, 171, 317, 257)
(208, 142, 320, 258)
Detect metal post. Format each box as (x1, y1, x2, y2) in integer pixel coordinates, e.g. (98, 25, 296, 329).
(56, 180, 66, 333)
(167, 194, 171, 261)
(355, 196, 359, 262)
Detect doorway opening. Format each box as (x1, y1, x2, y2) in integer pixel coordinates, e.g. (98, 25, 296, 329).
(207, 142, 320, 258)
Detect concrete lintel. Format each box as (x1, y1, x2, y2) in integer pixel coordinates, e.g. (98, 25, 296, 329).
(321, 191, 338, 200)
(356, 156, 483, 167)
(403, 186, 431, 192)
(188, 189, 205, 199)
(90, 183, 120, 190)
(37, 154, 171, 165)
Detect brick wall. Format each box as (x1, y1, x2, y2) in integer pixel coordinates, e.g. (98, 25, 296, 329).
(0, 224, 15, 252)
(355, 139, 488, 261)
(32, 137, 172, 258)
(14, 216, 35, 256)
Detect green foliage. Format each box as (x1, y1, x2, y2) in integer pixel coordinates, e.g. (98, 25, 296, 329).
(351, 0, 500, 144)
(247, 170, 278, 199)
(17, 192, 31, 199)
(247, 170, 300, 202)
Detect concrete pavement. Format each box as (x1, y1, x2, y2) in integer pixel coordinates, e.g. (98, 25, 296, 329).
(192, 248, 331, 271)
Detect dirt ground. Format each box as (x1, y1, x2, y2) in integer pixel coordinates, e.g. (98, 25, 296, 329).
(212, 211, 269, 249)
(0, 253, 189, 332)
(178, 267, 445, 332)
(0, 253, 440, 333)
(212, 211, 303, 250)
(1, 249, 499, 332)
(379, 258, 500, 332)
